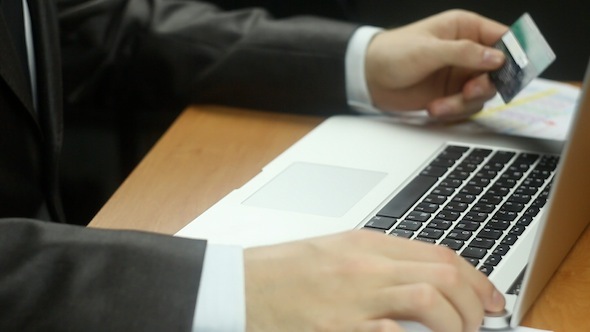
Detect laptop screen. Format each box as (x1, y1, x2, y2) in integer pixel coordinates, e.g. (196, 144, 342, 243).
(512, 61, 590, 326)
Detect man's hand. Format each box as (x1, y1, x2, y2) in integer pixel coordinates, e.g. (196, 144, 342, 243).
(244, 230, 505, 331)
(365, 10, 508, 120)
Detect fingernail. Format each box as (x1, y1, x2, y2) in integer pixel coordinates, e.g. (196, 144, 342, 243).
(483, 49, 504, 66)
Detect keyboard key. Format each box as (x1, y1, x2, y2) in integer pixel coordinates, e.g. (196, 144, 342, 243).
(448, 170, 470, 180)
(495, 177, 517, 188)
(483, 162, 505, 171)
(421, 165, 448, 177)
(484, 255, 502, 266)
(415, 202, 439, 213)
(418, 228, 444, 240)
(511, 163, 531, 172)
(492, 245, 510, 256)
(479, 194, 502, 205)
(536, 156, 559, 171)
(424, 194, 447, 204)
(531, 198, 547, 208)
(478, 228, 503, 240)
(475, 170, 498, 179)
(365, 216, 397, 230)
(455, 221, 480, 231)
(427, 219, 453, 230)
(522, 177, 546, 188)
(414, 237, 436, 244)
(455, 162, 478, 173)
(440, 179, 462, 188)
(461, 185, 484, 195)
(517, 215, 534, 226)
(430, 158, 456, 168)
(494, 210, 518, 221)
(515, 153, 539, 165)
(452, 193, 476, 204)
(390, 229, 414, 238)
(432, 186, 455, 196)
(463, 257, 480, 266)
(487, 185, 510, 196)
(436, 210, 461, 221)
(405, 211, 431, 222)
(501, 201, 525, 212)
(471, 203, 495, 213)
(515, 186, 539, 195)
(508, 193, 532, 204)
(377, 175, 438, 218)
(509, 225, 526, 236)
(479, 265, 494, 276)
(462, 212, 488, 223)
(489, 151, 515, 164)
(468, 177, 491, 187)
(530, 169, 551, 179)
(447, 230, 472, 241)
(445, 201, 468, 212)
(440, 239, 464, 250)
(488, 219, 510, 231)
(396, 220, 422, 231)
(501, 234, 518, 245)
(524, 207, 541, 217)
(501, 170, 524, 180)
(461, 247, 487, 259)
(469, 148, 492, 158)
(444, 145, 470, 154)
(470, 237, 495, 249)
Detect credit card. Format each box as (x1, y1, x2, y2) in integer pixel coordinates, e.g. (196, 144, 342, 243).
(490, 13, 556, 103)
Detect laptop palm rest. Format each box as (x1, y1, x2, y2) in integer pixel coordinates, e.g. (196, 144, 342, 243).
(243, 162, 387, 218)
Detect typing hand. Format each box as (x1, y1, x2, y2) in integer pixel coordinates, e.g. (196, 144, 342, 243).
(365, 10, 507, 121)
(244, 230, 505, 332)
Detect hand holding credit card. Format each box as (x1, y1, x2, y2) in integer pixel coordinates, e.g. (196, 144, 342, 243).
(490, 13, 556, 103)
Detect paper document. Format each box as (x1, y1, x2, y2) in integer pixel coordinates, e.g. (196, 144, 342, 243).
(470, 78, 581, 141)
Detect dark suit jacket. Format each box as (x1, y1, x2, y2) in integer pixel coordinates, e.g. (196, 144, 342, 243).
(1, 0, 358, 330)
(2, 3, 205, 331)
(58, 0, 359, 115)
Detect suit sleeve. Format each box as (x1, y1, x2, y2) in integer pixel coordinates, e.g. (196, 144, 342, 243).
(0, 218, 206, 332)
(56, 0, 360, 114)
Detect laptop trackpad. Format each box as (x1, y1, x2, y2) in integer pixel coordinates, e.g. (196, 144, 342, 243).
(243, 162, 387, 217)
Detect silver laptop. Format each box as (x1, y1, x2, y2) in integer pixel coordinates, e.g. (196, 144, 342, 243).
(178, 61, 590, 329)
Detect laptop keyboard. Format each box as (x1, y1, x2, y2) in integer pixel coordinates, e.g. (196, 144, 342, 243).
(363, 144, 559, 276)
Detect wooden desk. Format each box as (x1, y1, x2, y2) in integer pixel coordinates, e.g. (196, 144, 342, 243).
(90, 105, 590, 331)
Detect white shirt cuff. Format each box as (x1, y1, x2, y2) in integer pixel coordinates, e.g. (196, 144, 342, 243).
(345, 26, 384, 114)
(193, 244, 245, 332)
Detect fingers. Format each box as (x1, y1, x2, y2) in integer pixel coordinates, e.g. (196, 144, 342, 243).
(379, 283, 464, 332)
(427, 94, 485, 121)
(389, 262, 483, 328)
(436, 39, 505, 72)
(456, 10, 508, 46)
(463, 73, 498, 100)
(427, 73, 498, 119)
(354, 319, 405, 332)
(245, 230, 505, 331)
(355, 231, 506, 314)
(429, 9, 508, 45)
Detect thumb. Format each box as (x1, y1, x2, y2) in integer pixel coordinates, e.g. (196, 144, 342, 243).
(436, 39, 505, 71)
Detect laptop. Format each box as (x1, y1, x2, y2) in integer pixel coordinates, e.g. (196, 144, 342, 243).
(177, 61, 590, 329)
